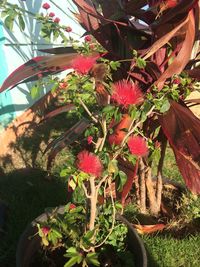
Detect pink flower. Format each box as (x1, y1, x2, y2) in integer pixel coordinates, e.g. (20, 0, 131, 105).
(65, 26, 72, 32)
(84, 35, 92, 42)
(77, 150, 103, 177)
(89, 43, 95, 50)
(72, 55, 97, 75)
(87, 136, 93, 145)
(42, 3, 50, 9)
(128, 136, 148, 157)
(54, 17, 60, 23)
(41, 226, 50, 235)
(69, 203, 76, 210)
(49, 12, 55, 17)
(59, 82, 68, 89)
(111, 80, 143, 108)
(173, 78, 181, 84)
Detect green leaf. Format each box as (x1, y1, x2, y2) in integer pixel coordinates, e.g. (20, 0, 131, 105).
(115, 202, 123, 211)
(136, 57, 146, 69)
(64, 255, 82, 267)
(108, 160, 118, 174)
(42, 236, 49, 246)
(30, 85, 40, 99)
(1, 11, 7, 18)
(117, 171, 127, 192)
(4, 16, 14, 31)
(52, 228, 62, 238)
(102, 105, 115, 113)
(82, 229, 95, 248)
(86, 252, 100, 266)
(110, 61, 121, 70)
(60, 169, 68, 177)
(65, 247, 79, 257)
(18, 14, 25, 31)
(160, 99, 170, 113)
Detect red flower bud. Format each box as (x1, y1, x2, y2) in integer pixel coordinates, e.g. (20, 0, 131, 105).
(87, 136, 93, 145)
(41, 226, 50, 235)
(65, 26, 72, 32)
(54, 17, 60, 23)
(69, 203, 76, 210)
(173, 78, 181, 85)
(84, 35, 92, 42)
(42, 3, 50, 10)
(49, 12, 55, 17)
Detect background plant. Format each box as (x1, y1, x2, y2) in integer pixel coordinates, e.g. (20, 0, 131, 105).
(1, 3, 200, 266)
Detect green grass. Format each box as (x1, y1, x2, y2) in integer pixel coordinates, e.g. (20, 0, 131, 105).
(144, 234, 200, 267)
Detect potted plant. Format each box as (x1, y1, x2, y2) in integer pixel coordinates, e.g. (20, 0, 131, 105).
(1, 0, 200, 265)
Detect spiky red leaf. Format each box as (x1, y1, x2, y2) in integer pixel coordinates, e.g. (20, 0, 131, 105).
(159, 101, 200, 194)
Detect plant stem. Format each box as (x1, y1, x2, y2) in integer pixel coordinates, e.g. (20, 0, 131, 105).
(139, 158, 146, 214)
(78, 97, 98, 123)
(95, 177, 116, 248)
(89, 176, 97, 231)
(99, 118, 107, 151)
(145, 166, 158, 215)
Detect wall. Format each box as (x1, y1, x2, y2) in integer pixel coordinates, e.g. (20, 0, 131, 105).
(0, 0, 84, 130)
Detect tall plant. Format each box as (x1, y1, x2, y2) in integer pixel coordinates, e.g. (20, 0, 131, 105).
(1, 0, 200, 217)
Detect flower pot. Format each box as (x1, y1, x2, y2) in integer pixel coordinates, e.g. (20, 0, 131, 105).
(16, 207, 147, 267)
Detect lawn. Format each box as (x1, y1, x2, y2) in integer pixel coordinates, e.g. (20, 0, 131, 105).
(0, 115, 200, 267)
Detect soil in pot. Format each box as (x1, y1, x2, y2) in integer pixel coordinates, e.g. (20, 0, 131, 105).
(29, 244, 136, 267)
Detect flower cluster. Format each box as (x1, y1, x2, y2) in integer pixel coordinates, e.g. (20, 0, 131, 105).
(42, 2, 60, 23)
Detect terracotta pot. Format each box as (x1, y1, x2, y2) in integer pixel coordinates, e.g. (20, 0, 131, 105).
(16, 207, 147, 267)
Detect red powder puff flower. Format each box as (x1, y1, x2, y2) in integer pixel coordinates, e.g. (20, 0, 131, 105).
(87, 136, 93, 145)
(77, 150, 103, 177)
(42, 3, 50, 9)
(84, 35, 92, 42)
(128, 136, 148, 157)
(111, 80, 143, 108)
(49, 12, 55, 17)
(72, 55, 97, 75)
(54, 17, 60, 23)
(41, 226, 51, 235)
(66, 26, 72, 32)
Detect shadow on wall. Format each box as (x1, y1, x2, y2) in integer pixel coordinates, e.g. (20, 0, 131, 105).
(0, 0, 54, 129)
(0, 90, 79, 174)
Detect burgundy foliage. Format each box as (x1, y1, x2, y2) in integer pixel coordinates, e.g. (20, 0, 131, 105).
(1, 0, 200, 194)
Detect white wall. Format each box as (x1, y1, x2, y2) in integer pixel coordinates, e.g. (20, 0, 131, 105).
(0, 0, 84, 129)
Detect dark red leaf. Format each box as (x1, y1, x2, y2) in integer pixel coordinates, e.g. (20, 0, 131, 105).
(39, 47, 76, 54)
(0, 53, 77, 92)
(155, 10, 195, 90)
(185, 68, 200, 80)
(119, 158, 139, 206)
(46, 118, 90, 170)
(41, 104, 76, 122)
(159, 100, 200, 194)
(151, 0, 198, 28)
(72, 0, 99, 31)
